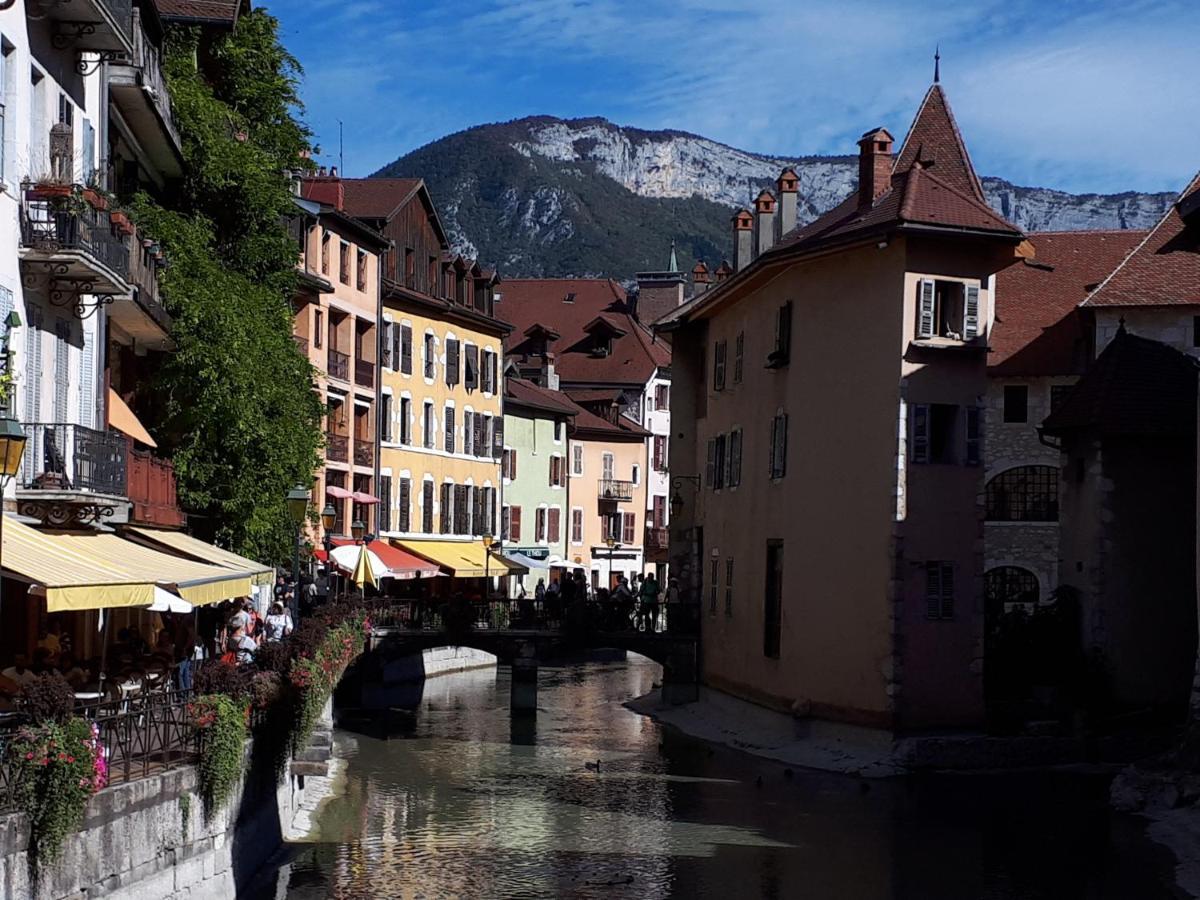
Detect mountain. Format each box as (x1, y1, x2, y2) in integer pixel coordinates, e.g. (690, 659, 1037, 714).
(374, 116, 1176, 282)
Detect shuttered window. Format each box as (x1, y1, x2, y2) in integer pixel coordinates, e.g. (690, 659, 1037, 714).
(734, 332, 744, 383)
(911, 404, 929, 464)
(925, 561, 955, 620)
(547, 507, 561, 544)
(535, 507, 546, 542)
(399, 397, 411, 445)
(713, 340, 726, 391)
(440, 483, 452, 534)
(724, 558, 734, 617)
(381, 321, 393, 369)
(423, 402, 435, 448)
(549, 455, 564, 487)
(454, 485, 468, 535)
(398, 478, 411, 532)
(380, 394, 392, 442)
(378, 475, 392, 532)
(464, 343, 478, 390)
(769, 414, 788, 479)
(400, 326, 415, 374)
(510, 505, 522, 542)
(53, 318, 69, 421)
(444, 338, 458, 385)
(424, 333, 436, 379)
(422, 480, 434, 533)
(445, 406, 455, 453)
(963, 283, 980, 339)
(713, 434, 726, 489)
(463, 411, 473, 456)
(622, 512, 636, 544)
(492, 418, 504, 458)
(572, 443, 583, 475)
(571, 508, 582, 543)
(729, 428, 743, 487)
(705, 438, 716, 488)
(77, 309, 93, 427)
(917, 279, 936, 338)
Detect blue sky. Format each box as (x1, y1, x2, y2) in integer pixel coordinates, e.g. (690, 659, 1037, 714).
(264, 0, 1200, 196)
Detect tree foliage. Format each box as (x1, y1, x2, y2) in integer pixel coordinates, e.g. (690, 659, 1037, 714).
(133, 11, 321, 562)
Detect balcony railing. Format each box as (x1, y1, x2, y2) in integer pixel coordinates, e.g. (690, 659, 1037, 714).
(108, 6, 181, 157)
(354, 440, 375, 468)
(20, 423, 128, 496)
(326, 432, 348, 463)
(598, 479, 635, 502)
(354, 358, 375, 388)
(327, 349, 350, 381)
(20, 191, 130, 281)
(128, 444, 185, 528)
(645, 526, 669, 552)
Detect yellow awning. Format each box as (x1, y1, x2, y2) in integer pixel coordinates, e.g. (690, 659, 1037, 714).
(3, 517, 156, 611)
(393, 539, 527, 578)
(107, 388, 157, 448)
(38, 530, 252, 608)
(127, 526, 274, 586)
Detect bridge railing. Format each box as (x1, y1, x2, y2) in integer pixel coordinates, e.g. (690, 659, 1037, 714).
(369, 596, 700, 637)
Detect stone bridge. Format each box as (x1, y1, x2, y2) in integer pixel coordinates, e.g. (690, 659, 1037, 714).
(356, 625, 700, 713)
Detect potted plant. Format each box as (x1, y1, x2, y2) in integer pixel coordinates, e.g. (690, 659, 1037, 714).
(109, 210, 135, 236)
(81, 185, 109, 211)
(25, 178, 73, 201)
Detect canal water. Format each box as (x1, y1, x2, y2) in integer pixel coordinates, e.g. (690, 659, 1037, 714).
(258, 657, 1181, 899)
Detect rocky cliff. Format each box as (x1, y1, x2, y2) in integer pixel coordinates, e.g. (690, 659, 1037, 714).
(376, 116, 1174, 280)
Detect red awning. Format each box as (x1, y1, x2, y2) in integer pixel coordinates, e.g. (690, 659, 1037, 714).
(351, 491, 380, 505)
(321, 539, 440, 580)
(325, 485, 352, 500)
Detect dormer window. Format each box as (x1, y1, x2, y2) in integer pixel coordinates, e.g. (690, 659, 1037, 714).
(916, 279, 980, 341)
(564, 292, 576, 303)
(582, 316, 626, 359)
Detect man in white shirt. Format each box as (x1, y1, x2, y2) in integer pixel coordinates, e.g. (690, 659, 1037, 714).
(1, 654, 39, 688)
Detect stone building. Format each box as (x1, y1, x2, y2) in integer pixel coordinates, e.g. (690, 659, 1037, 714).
(657, 79, 1030, 731)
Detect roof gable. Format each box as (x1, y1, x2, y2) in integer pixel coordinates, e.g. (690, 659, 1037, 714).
(893, 84, 986, 203)
(1082, 170, 1200, 309)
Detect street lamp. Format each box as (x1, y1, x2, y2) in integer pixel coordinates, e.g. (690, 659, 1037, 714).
(351, 518, 365, 543)
(604, 534, 619, 591)
(0, 416, 27, 621)
(482, 532, 493, 599)
(320, 502, 337, 551)
(287, 484, 310, 620)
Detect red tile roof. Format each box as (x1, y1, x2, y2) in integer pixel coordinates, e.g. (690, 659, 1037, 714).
(566, 402, 651, 439)
(893, 84, 986, 203)
(1082, 171, 1200, 308)
(990, 230, 1148, 376)
(1041, 328, 1199, 437)
(504, 378, 579, 417)
(499, 279, 670, 386)
(155, 0, 243, 25)
(337, 178, 423, 221)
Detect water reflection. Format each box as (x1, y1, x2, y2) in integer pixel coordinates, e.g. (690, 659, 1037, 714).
(261, 658, 1178, 899)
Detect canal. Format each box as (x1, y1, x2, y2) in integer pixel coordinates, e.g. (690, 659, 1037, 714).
(257, 656, 1180, 898)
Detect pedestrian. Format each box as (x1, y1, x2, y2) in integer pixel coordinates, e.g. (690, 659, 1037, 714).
(225, 624, 256, 665)
(665, 576, 682, 632)
(639, 572, 660, 633)
(263, 602, 294, 643)
(273, 575, 288, 605)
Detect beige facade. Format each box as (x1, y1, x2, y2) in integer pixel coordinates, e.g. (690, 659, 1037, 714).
(377, 302, 505, 542)
(566, 428, 648, 587)
(291, 198, 387, 539)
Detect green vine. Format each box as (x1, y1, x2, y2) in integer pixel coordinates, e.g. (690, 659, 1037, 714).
(179, 793, 191, 843)
(127, 9, 322, 564)
(7, 718, 103, 873)
(190, 694, 248, 821)
(287, 618, 366, 754)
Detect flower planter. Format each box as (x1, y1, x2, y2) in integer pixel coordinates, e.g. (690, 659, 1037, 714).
(27, 183, 72, 201)
(82, 188, 108, 211)
(110, 211, 135, 235)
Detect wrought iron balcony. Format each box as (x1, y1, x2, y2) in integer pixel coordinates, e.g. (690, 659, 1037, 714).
(17, 424, 129, 525)
(354, 358, 375, 388)
(19, 189, 130, 316)
(598, 479, 635, 502)
(39, 0, 134, 57)
(326, 432, 349, 463)
(110, 227, 171, 345)
(354, 440, 375, 468)
(327, 349, 350, 381)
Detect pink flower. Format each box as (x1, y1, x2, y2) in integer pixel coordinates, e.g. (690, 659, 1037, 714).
(25, 752, 32, 760)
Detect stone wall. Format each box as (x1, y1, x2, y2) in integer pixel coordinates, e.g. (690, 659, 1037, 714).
(0, 700, 335, 900)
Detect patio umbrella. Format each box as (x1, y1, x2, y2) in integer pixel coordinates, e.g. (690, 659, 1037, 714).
(331, 544, 380, 590)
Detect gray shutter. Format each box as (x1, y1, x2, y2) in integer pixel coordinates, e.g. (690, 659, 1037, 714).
(445, 406, 455, 453)
(82, 118, 95, 185)
(912, 404, 929, 464)
(400, 325, 412, 375)
(381, 321, 393, 368)
(705, 438, 715, 487)
(78, 320, 94, 428)
(53, 319, 69, 422)
(0, 286, 11, 414)
(963, 283, 980, 339)
(400, 478, 411, 532)
(918, 279, 936, 338)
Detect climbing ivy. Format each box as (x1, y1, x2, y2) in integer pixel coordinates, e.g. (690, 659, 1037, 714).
(190, 694, 247, 821)
(131, 10, 321, 563)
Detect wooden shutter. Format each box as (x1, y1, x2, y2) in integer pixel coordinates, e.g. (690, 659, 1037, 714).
(536, 508, 546, 542)
(422, 480, 434, 533)
(455, 485, 468, 535)
(511, 449, 519, 480)
(474, 414, 484, 457)
(770, 414, 788, 478)
(965, 406, 982, 466)
(653, 495, 665, 528)
(465, 344, 478, 389)
(623, 512, 635, 544)
(911, 404, 929, 464)
(917, 279, 936, 338)
(444, 407, 455, 453)
(713, 340, 726, 390)
(571, 508, 582, 542)
(462, 411, 472, 456)
(963, 283, 980, 339)
(492, 418, 504, 458)
(400, 325, 412, 374)
(706, 438, 716, 487)
(399, 478, 411, 532)
(775, 302, 792, 358)
(445, 338, 458, 385)
(926, 562, 954, 619)
(511, 505, 522, 542)
(381, 321, 393, 368)
(731, 428, 742, 486)
(734, 332, 744, 383)
(548, 507, 560, 544)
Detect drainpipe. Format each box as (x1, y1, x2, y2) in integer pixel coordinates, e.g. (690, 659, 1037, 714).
(374, 247, 382, 534)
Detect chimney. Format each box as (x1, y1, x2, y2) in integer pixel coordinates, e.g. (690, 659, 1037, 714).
(330, 166, 339, 178)
(541, 352, 559, 391)
(691, 261, 711, 296)
(776, 168, 798, 238)
(754, 190, 777, 258)
(857, 128, 894, 209)
(714, 260, 733, 282)
(732, 209, 753, 271)
(301, 171, 345, 210)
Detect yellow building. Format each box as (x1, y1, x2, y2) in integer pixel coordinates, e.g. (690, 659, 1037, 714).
(338, 177, 515, 575)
